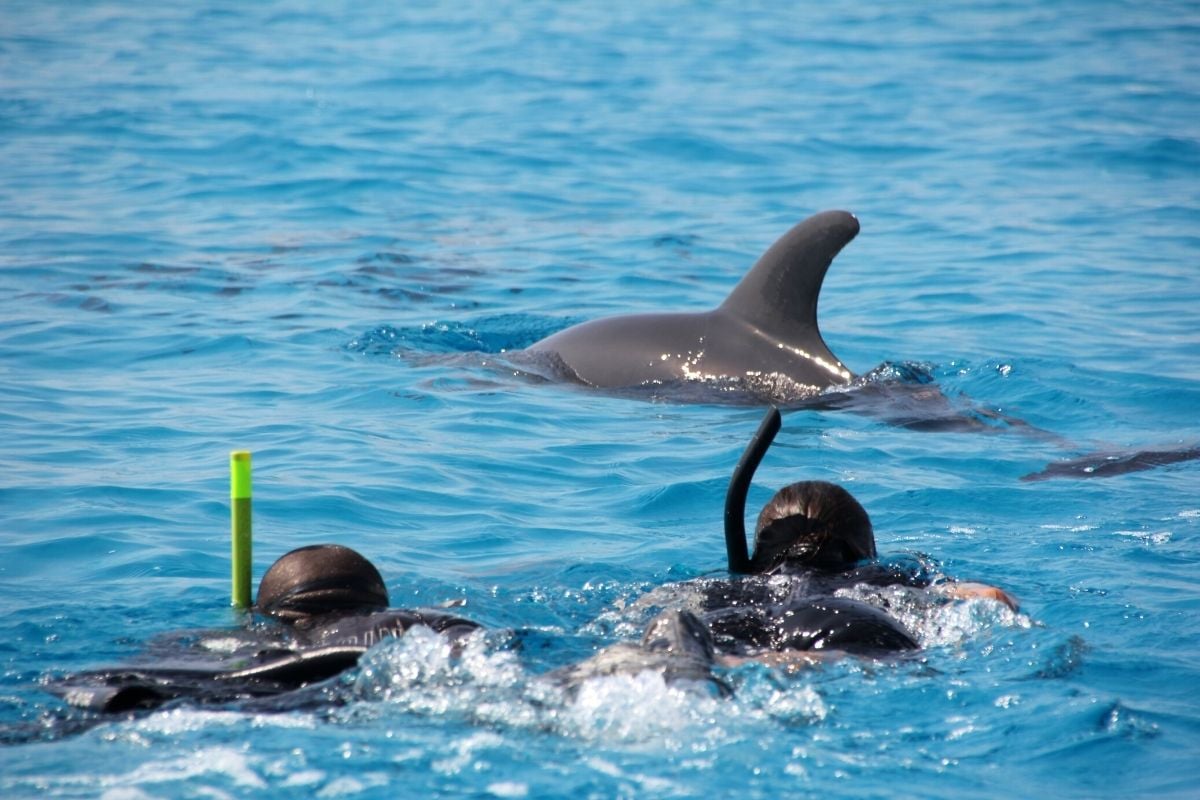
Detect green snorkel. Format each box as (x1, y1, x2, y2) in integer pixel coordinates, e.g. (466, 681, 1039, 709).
(723, 406, 781, 573)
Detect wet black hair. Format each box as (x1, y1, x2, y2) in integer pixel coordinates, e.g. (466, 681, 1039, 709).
(256, 544, 389, 622)
(748, 481, 876, 573)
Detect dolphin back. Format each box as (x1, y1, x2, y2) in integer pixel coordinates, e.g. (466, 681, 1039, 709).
(718, 210, 859, 371)
(525, 210, 860, 394)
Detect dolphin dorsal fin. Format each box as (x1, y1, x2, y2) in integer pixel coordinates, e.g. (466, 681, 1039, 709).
(719, 210, 859, 354)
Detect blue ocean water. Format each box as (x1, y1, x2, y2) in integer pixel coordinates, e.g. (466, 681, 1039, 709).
(2, 1, 1198, 796)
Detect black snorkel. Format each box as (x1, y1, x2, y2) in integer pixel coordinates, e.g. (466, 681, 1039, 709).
(723, 406, 781, 573)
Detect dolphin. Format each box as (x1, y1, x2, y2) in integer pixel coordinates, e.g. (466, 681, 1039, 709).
(527, 210, 859, 394)
(520, 211, 1200, 480)
(548, 609, 731, 697)
(1020, 444, 1200, 481)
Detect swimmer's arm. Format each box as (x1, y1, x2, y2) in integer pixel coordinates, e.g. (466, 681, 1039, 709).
(932, 581, 1019, 611)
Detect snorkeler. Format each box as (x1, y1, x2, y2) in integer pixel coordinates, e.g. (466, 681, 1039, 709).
(52, 544, 480, 714)
(737, 477, 1017, 607)
(256, 544, 479, 647)
(558, 445, 954, 691)
(634, 407, 1017, 663)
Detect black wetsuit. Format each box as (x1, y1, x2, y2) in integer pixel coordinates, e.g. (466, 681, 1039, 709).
(695, 556, 931, 656)
(52, 608, 480, 714)
(705, 596, 918, 655)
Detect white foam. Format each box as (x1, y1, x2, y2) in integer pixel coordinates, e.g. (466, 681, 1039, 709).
(105, 708, 315, 740)
(280, 770, 326, 787)
(561, 670, 722, 742)
(433, 732, 506, 776)
(488, 781, 530, 798)
(311, 773, 391, 797)
(582, 756, 685, 795)
(1115, 529, 1172, 545)
(839, 584, 1028, 649)
(1039, 523, 1098, 532)
(316, 776, 364, 797)
(200, 636, 249, 654)
(99, 791, 155, 800)
(92, 745, 267, 792)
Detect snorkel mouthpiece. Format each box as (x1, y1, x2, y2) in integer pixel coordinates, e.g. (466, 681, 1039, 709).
(723, 406, 781, 573)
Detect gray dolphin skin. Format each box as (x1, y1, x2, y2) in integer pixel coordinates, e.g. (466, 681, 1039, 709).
(548, 609, 730, 696)
(527, 210, 860, 392)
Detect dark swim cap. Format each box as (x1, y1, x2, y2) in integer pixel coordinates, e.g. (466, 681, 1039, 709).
(256, 544, 389, 622)
(749, 481, 876, 573)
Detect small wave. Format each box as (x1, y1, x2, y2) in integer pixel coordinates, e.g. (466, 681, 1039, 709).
(347, 315, 567, 357)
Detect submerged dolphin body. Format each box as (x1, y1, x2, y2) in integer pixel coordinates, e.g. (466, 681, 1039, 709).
(528, 210, 859, 394)
(1021, 444, 1200, 481)
(548, 609, 731, 697)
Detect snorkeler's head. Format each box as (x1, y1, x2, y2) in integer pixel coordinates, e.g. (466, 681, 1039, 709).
(748, 481, 876, 573)
(256, 544, 389, 622)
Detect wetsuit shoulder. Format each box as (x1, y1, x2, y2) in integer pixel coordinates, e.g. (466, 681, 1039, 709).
(702, 606, 776, 654)
(696, 575, 789, 612)
(811, 554, 935, 591)
(770, 596, 918, 654)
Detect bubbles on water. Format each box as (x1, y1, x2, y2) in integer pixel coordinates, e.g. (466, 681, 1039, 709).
(860, 361, 938, 385)
(732, 667, 829, 727)
(330, 620, 841, 751)
(433, 731, 507, 776)
(584, 579, 709, 638)
(348, 627, 536, 722)
(838, 583, 1029, 650)
(102, 708, 317, 744)
(1097, 702, 1160, 740)
(345, 625, 727, 744)
(561, 671, 725, 743)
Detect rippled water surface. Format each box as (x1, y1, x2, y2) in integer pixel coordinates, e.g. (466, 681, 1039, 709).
(2, 2, 1198, 797)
